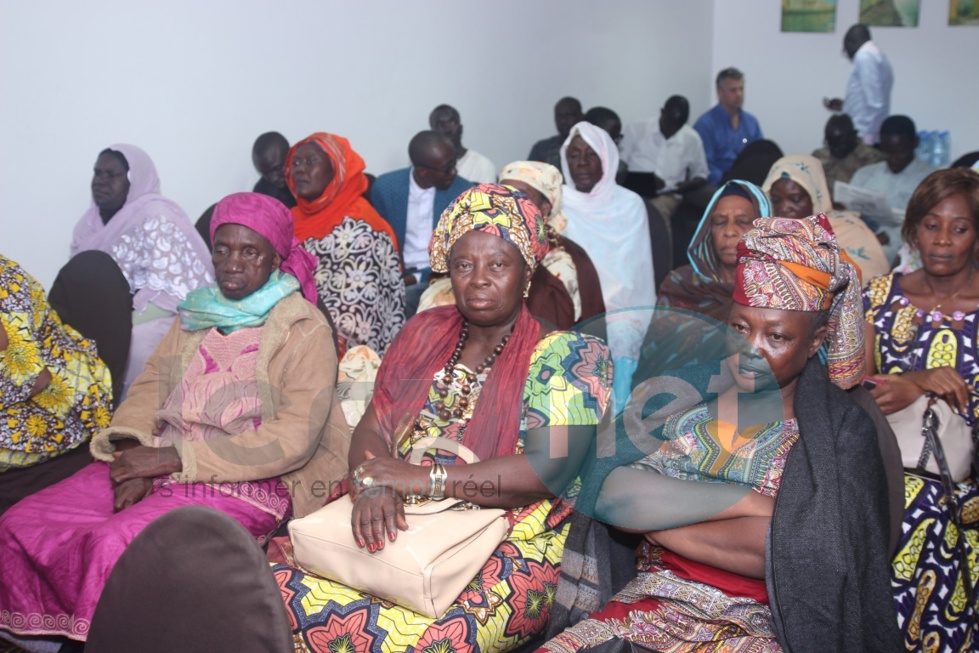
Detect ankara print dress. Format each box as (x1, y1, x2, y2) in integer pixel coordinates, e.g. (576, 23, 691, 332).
(273, 331, 612, 653)
(0, 255, 112, 470)
(864, 273, 979, 653)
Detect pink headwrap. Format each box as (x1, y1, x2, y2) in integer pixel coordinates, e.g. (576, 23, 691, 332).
(210, 192, 318, 304)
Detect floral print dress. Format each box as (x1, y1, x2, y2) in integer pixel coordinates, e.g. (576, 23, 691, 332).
(273, 331, 612, 653)
(0, 255, 112, 470)
(304, 217, 405, 355)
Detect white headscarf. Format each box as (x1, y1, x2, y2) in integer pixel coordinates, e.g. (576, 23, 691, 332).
(560, 121, 655, 361)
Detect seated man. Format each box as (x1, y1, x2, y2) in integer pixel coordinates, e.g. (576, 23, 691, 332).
(694, 67, 763, 186)
(850, 114, 936, 261)
(370, 131, 472, 316)
(252, 131, 296, 208)
(0, 192, 351, 648)
(812, 113, 885, 197)
(529, 96, 584, 169)
(620, 95, 710, 219)
(429, 104, 496, 184)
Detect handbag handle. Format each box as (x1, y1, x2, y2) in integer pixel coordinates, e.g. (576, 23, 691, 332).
(407, 436, 481, 466)
(920, 393, 974, 598)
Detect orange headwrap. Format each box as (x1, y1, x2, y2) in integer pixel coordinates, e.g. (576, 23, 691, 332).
(286, 132, 397, 248)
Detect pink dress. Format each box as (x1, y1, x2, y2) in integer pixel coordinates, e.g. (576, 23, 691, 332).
(0, 327, 290, 642)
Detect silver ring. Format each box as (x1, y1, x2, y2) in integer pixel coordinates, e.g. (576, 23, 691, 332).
(353, 465, 365, 481)
(360, 476, 376, 488)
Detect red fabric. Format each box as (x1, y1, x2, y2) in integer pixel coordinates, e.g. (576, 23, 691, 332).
(286, 132, 398, 248)
(371, 304, 541, 462)
(658, 549, 769, 604)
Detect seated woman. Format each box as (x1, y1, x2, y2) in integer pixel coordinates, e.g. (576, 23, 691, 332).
(658, 180, 770, 321)
(542, 215, 899, 652)
(560, 121, 654, 398)
(71, 144, 214, 396)
(272, 184, 612, 652)
(419, 161, 606, 330)
(762, 154, 889, 282)
(0, 254, 112, 514)
(0, 192, 351, 646)
(287, 132, 405, 354)
(863, 168, 979, 651)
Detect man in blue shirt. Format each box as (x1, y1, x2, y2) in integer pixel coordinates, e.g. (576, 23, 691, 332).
(693, 68, 763, 186)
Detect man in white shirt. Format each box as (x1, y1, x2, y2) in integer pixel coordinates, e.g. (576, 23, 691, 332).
(850, 115, 935, 263)
(825, 24, 893, 145)
(429, 104, 496, 184)
(620, 95, 710, 219)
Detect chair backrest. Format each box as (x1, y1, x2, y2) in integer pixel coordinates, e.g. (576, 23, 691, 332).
(195, 204, 216, 251)
(86, 506, 293, 653)
(644, 199, 673, 290)
(48, 250, 132, 405)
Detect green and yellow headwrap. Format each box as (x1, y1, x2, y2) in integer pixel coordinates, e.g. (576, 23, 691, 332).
(429, 183, 550, 274)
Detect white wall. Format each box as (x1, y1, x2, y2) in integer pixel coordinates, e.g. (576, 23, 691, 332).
(0, 0, 714, 288)
(712, 0, 979, 163)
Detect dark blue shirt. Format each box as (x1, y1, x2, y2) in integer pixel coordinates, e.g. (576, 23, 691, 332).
(693, 104, 763, 185)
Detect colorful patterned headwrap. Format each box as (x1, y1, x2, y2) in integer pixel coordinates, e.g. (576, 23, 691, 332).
(734, 214, 865, 388)
(497, 161, 568, 235)
(429, 183, 549, 274)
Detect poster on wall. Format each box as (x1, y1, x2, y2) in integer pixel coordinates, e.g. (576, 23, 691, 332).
(949, 0, 979, 25)
(781, 0, 837, 32)
(859, 0, 920, 27)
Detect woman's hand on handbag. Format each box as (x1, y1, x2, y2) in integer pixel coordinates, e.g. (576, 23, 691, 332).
(351, 487, 408, 553)
(909, 367, 970, 413)
(868, 374, 924, 414)
(354, 451, 429, 500)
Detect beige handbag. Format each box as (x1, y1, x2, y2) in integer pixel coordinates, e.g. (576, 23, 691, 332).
(288, 437, 509, 618)
(887, 393, 976, 482)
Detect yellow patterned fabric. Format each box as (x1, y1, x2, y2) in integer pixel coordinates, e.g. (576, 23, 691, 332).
(0, 255, 112, 470)
(863, 272, 979, 651)
(735, 214, 865, 389)
(273, 331, 612, 653)
(429, 184, 549, 275)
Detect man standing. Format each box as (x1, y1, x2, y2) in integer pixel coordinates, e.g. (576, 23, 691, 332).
(429, 105, 496, 184)
(694, 68, 763, 186)
(825, 24, 893, 145)
(529, 97, 584, 169)
(620, 95, 709, 219)
(371, 131, 472, 316)
(812, 113, 885, 195)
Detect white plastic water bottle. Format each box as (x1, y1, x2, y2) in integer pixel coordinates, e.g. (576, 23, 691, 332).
(936, 131, 951, 167)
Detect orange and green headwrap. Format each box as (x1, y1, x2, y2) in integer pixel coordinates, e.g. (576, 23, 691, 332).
(734, 214, 865, 389)
(429, 183, 549, 274)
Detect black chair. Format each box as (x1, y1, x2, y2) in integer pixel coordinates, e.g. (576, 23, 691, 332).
(48, 251, 132, 405)
(195, 203, 216, 251)
(951, 151, 979, 169)
(86, 506, 293, 653)
(644, 199, 673, 290)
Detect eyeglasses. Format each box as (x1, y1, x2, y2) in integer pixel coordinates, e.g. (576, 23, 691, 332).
(417, 160, 457, 176)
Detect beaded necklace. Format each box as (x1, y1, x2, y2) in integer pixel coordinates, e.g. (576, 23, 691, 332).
(436, 322, 511, 421)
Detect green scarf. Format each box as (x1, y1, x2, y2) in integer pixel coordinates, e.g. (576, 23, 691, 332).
(178, 271, 300, 334)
